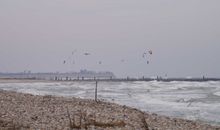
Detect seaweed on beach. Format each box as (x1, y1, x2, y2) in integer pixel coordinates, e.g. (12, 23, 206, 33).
(66, 107, 126, 129)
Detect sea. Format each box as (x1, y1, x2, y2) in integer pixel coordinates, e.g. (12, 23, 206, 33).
(0, 80, 220, 126)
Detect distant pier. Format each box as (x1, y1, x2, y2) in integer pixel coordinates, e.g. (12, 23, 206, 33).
(53, 77, 220, 82)
(1, 72, 220, 82)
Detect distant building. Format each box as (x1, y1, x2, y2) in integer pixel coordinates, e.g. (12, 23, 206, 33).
(0, 70, 116, 80)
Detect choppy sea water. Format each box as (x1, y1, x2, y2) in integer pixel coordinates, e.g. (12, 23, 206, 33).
(0, 81, 220, 126)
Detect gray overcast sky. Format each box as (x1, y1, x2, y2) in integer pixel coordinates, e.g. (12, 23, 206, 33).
(0, 0, 220, 78)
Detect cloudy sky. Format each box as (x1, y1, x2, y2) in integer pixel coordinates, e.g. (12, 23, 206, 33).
(0, 0, 220, 78)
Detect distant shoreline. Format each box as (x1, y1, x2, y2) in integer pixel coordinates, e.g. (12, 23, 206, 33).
(1, 77, 220, 82)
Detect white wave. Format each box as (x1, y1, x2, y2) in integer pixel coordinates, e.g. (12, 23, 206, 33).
(0, 80, 220, 125)
(214, 91, 220, 96)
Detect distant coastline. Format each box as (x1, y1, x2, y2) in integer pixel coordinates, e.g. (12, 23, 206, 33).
(0, 72, 220, 82)
(0, 69, 116, 80)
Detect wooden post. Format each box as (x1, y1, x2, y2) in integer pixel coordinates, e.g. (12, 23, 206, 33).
(95, 80, 98, 102)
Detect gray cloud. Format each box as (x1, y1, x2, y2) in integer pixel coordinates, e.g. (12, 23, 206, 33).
(0, 0, 220, 77)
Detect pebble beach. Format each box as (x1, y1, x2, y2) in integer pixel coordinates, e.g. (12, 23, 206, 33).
(0, 90, 220, 130)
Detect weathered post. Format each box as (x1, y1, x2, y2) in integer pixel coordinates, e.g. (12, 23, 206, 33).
(95, 80, 98, 102)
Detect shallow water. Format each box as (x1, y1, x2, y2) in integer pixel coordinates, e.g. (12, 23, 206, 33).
(0, 80, 220, 126)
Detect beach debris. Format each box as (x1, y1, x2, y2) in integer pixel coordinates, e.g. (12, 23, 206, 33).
(95, 81, 98, 102)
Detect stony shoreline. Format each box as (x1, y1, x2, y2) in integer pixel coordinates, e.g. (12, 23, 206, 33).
(0, 90, 219, 130)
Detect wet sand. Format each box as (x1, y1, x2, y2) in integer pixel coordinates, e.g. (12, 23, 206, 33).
(0, 90, 219, 130)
